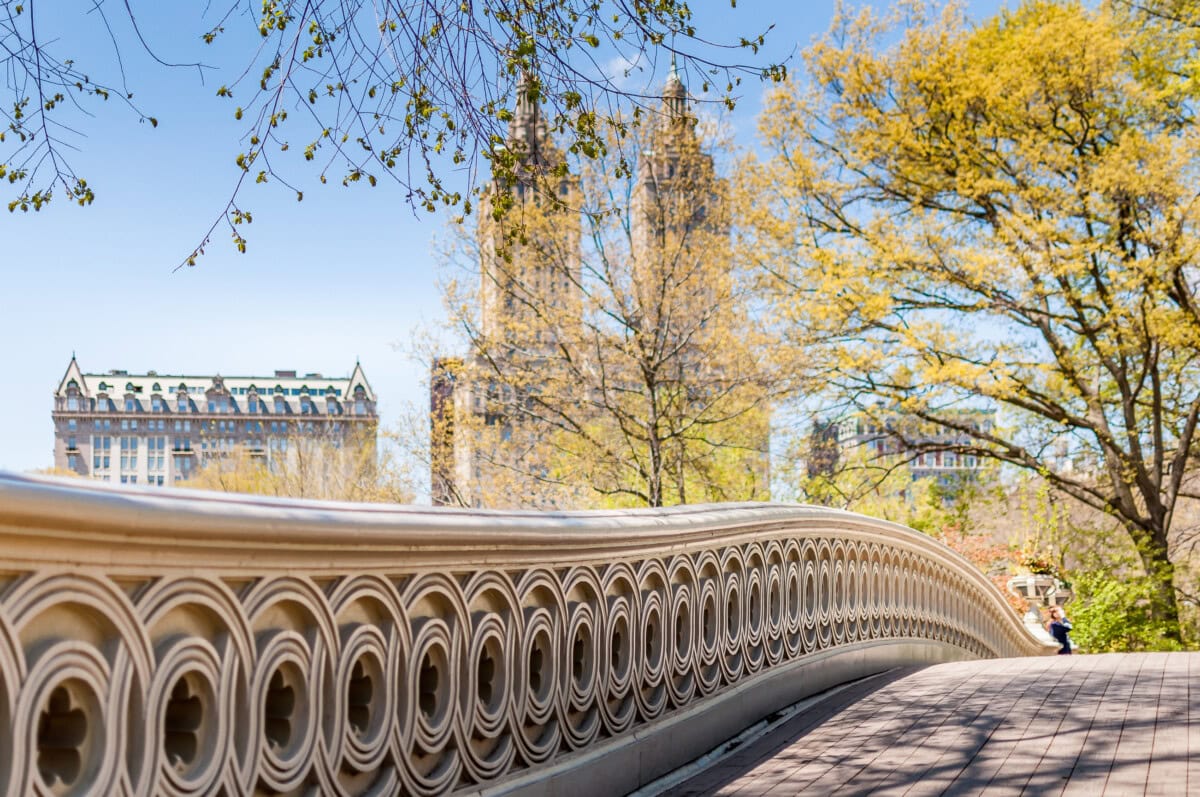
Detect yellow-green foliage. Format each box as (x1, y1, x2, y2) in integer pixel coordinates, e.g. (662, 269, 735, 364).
(442, 118, 781, 508)
(1069, 571, 1185, 653)
(745, 0, 1200, 642)
(182, 430, 412, 503)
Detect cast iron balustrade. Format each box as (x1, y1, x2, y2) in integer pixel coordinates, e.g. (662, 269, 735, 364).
(0, 472, 1052, 796)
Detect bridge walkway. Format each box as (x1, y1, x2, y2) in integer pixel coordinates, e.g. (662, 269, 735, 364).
(660, 652, 1198, 797)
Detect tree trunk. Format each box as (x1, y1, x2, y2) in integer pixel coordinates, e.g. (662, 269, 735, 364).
(1131, 524, 1182, 644)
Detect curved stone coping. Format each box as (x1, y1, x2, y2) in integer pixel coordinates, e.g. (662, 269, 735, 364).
(4, 472, 1010, 577)
(0, 471, 1053, 796)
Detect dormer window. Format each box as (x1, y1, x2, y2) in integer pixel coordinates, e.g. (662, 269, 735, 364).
(151, 397, 164, 413)
(274, 396, 286, 414)
(248, 395, 259, 413)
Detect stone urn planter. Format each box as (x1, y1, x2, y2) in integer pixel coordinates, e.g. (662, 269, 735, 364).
(1005, 574, 1057, 602)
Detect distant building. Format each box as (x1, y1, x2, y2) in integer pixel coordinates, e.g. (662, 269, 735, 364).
(430, 67, 768, 507)
(811, 409, 994, 487)
(429, 356, 462, 507)
(52, 356, 377, 485)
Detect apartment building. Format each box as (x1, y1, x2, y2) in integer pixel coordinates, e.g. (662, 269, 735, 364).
(810, 408, 995, 487)
(52, 356, 377, 485)
(430, 67, 769, 507)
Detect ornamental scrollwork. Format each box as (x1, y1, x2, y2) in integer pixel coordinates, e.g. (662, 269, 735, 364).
(0, 532, 1038, 796)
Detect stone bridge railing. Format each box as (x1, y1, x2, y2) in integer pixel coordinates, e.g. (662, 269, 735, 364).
(0, 472, 1051, 796)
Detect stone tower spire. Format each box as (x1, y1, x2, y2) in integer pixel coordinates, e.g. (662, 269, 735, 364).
(663, 53, 689, 122)
(507, 71, 554, 168)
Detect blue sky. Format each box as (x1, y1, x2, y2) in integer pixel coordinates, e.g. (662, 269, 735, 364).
(0, 0, 1005, 481)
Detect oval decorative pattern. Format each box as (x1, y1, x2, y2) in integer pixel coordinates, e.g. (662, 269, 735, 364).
(0, 473, 1049, 795)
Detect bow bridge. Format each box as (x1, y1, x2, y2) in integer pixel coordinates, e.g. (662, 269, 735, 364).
(0, 472, 1053, 796)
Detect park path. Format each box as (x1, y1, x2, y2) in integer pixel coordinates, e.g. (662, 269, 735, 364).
(658, 652, 1199, 797)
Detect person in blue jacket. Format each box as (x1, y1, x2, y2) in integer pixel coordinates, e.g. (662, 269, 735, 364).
(1047, 606, 1072, 655)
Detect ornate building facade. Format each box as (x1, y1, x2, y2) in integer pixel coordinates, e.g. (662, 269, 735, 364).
(432, 68, 768, 508)
(52, 356, 377, 485)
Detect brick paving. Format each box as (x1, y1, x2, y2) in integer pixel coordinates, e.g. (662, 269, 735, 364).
(659, 653, 1200, 797)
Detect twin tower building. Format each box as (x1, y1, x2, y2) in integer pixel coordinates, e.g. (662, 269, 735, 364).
(431, 67, 769, 508)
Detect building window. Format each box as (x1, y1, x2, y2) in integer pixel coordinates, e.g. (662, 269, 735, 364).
(178, 397, 189, 412)
(66, 397, 79, 411)
(92, 435, 111, 470)
(96, 398, 108, 412)
(67, 454, 78, 469)
(274, 397, 286, 414)
(152, 398, 164, 412)
(67, 419, 77, 432)
(248, 397, 259, 413)
(67, 436, 77, 450)
(125, 399, 138, 412)
(120, 437, 139, 470)
(355, 400, 366, 415)
(148, 437, 166, 473)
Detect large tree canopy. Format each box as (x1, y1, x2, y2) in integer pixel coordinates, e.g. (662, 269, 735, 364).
(744, 0, 1200, 639)
(1, 0, 783, 264)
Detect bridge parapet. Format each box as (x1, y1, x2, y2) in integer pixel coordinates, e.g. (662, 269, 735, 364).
(0, 472, 1051, 796)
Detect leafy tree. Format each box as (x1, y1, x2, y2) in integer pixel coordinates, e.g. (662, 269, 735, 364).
(183, 428, 413, 502)
(1, 0, 783, 264)
(1068, 569, 1184, 652)
(744, 0, 1200, 641)
(435, 98, 778, 508)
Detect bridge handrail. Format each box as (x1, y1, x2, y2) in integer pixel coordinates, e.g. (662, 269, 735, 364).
(0, 472, 1052, 796)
